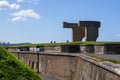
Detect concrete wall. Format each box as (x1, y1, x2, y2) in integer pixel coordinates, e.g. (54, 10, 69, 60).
(7, 44, 120, 54)
(80, 45, 95, 53)
(94, 45, 105, 54)
(44, 46, 61, 53)
(12, 52, 120, 80)
(74, 57, 120, 80)
(104, 44, 120, 54)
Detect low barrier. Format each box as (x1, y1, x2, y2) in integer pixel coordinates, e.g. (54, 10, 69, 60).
(7, 43, 120, 54)
(12, 51, 120, 80)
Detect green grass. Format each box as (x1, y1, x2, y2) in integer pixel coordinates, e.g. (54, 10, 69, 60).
(87, 54, 120, 64)
(5, 41, 120, 48)
(0, 46, 42, 80)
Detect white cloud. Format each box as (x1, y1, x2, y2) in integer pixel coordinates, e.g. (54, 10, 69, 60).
(10, 16, 27, 22)
(17, 0, 24, 3)
(0, 0, 20, 10)
(0, 0, 9, 10)
(10, 9, 41, 22)
(28, 0, 39, 5)
(17, 0, 39, 4)
(10, 3, 20, 9)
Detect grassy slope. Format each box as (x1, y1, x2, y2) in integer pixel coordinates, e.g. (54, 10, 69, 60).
(0, 46, 42, 80)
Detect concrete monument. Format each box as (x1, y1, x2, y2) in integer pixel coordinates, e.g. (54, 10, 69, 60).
(63, 22, 85, 41)
(79, 21, 100, 41)
(63, 21, 100, 41)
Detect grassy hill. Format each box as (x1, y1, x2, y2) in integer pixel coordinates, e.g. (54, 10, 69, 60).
(0, 46, 42, 80)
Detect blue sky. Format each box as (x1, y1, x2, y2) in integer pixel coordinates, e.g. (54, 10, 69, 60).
(0, 0, 120, 43)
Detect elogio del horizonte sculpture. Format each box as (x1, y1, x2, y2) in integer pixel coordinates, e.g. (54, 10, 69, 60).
(63, 21, 100, 41)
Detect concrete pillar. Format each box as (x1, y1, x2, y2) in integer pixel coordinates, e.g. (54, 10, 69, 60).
(63, 22, 85, 41)
(79, 21, 100, 41)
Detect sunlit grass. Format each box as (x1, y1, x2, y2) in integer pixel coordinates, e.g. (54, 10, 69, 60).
(0, 46, 42, 80)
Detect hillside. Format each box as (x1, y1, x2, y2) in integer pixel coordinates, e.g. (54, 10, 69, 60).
(0, 46, 42, 80)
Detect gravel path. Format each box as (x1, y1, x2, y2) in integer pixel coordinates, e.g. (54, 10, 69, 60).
(88, 54, 120, 61)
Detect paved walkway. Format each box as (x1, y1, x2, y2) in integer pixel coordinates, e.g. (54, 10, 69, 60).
(88, 54, 120, 61)
(40, 73, 60, 80)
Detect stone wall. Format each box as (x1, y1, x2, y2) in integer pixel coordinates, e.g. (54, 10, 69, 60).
(104, 44, 120, 54)
(8, 44, 120, 54)
(94, 45, 105, 54)
(44, 46, 61, 53)
(12, 52, 120, 80)
(74, 57, 120, 80)
(7, 43, 120, 54)
(80, 45, 95, 53)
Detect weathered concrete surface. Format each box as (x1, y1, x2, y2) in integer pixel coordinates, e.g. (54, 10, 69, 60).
(40, 73, 60, 80)
(79, 21, 100, 41)
(72, 27, 85, 41)
(63, 22, 85, 41)
(8, 43, 120, 54)
(80, 45, 95, 53)
(94, 45, 105, 54)
(40, 54, 76, 80)
(63, 21, 100, 41)
(44, 46, 61, 53)
(74, 56, 120, 80)
(12, 52, 120, 80)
